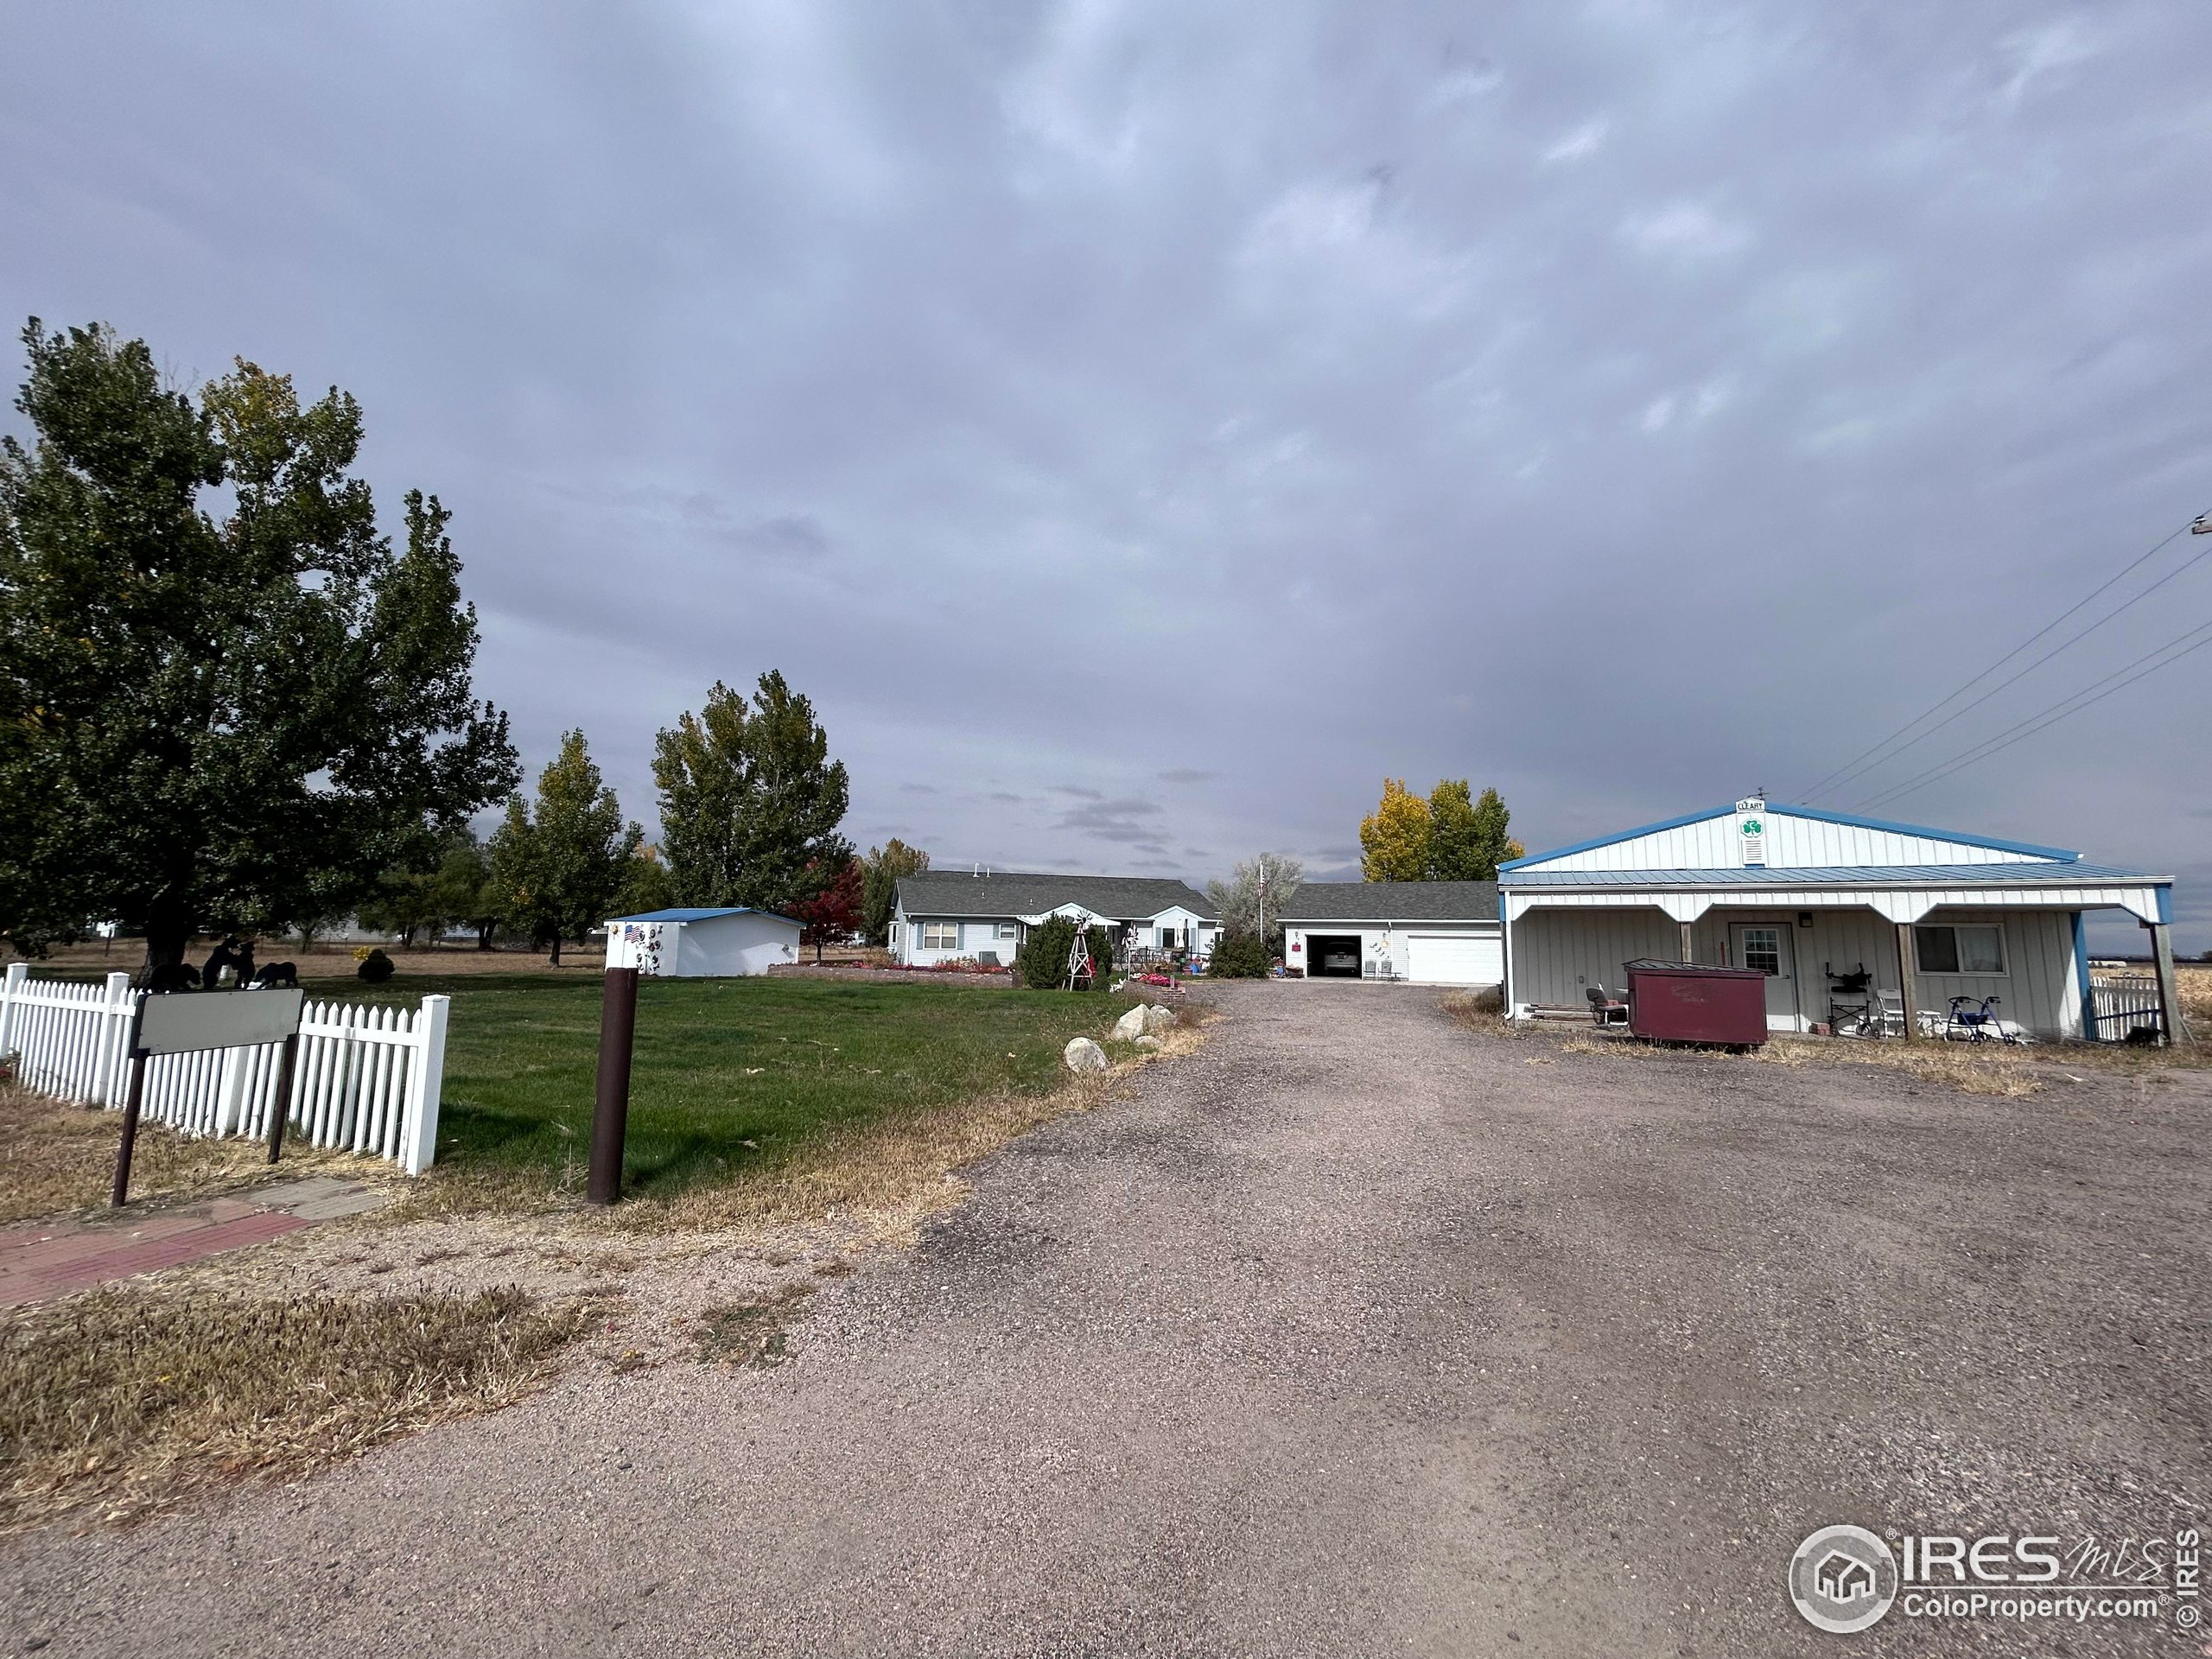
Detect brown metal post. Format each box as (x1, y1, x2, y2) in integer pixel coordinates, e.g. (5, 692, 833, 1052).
(110, 996, 149, 1207)
(588, 968, 639, 1205)
(1895, 921, 1920, 1042)
(266, 1032, 301, 1163)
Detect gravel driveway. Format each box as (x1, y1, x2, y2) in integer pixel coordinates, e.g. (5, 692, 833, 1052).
(5, 982, 2206, 1656)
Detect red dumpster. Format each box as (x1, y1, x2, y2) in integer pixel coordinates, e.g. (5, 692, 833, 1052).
(1623, 959, 1769, 1046)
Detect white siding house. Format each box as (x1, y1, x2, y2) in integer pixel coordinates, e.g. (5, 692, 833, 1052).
(605, 907, 802, 977)
(1498, 799, 2183, 1042)
(892, 874, 1220, 969)
(1277, 882, 1503, 986)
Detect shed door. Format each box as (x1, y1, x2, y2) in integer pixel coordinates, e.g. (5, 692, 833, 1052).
(1404, 934, 1503, 986)
(1728, 922, 1797, 1028)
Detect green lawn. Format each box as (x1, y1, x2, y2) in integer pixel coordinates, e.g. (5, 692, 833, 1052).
(346, 975, 1132, 1201)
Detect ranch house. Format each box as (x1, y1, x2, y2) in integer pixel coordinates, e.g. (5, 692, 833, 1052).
(892, 872, 1219, 968)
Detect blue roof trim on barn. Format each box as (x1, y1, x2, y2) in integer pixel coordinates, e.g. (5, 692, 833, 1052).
(1497, 802, 2081, 873)
(1499, 862, 2168, 889)
(611, 906, 803, 926)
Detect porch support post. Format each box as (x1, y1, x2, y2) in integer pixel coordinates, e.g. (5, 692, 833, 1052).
(1895, 922, 1920, 1042)
(2147, 922, 2190, 1047)
(1678, 920, 1694, 964)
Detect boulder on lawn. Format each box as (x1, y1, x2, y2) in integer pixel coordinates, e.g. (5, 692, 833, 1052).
(1111, 1005, 1148, 1042)
(1141, 1004, 1177, 1035)
(1134, 1034, 1164, 1052)
(1064, 1036, 1109, 1073)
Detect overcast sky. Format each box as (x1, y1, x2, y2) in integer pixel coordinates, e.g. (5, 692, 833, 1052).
(5, 1, 2209, 946)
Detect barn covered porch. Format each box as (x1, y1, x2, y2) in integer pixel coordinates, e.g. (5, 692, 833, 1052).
(1500, 867, 2180, 1043)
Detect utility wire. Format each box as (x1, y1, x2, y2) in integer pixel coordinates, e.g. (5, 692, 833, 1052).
(1851, 614, 2212, 811)
(1809, 532, 2212, 798)
(1794, 518, 2198, 802)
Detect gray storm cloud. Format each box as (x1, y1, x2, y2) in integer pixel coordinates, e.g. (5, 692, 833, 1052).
(4, 1, 2208, 944)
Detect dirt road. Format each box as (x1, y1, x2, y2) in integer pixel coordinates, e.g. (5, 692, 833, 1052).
(4, 983, 2205, 1656)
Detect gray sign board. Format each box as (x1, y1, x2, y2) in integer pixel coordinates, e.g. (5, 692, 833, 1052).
(137, 988, 306, 1057)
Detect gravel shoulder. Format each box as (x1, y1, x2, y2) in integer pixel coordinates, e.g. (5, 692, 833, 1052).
(2, 982, 2204, 1656)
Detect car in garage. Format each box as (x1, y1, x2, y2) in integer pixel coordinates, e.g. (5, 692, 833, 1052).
(1276, 881, 1503, 986)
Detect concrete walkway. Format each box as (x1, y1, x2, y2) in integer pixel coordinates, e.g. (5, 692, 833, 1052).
(0, 1177, 385, 1307)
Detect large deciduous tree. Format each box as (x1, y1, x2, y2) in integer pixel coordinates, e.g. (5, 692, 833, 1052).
(1426, 780, 1524, 880)
(0, 321, 517, 967)
(860, 837, 930, 946)
(652, 671, 851, 914)
(488, 731, 639, 965)
(434, 828, 503, 950)
(1358, 779, 1431, 882)
(613, 842, 675, 919)
(1205, 851, 1304, 940)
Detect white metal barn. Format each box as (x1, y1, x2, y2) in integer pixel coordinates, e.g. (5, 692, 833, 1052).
(1498, 798, 2183, 1042)
(1279, 881, 1503, 985)
(603, 906, 801, 978)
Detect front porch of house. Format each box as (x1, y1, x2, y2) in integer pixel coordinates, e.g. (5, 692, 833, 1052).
(1501, 877, 2183, 1044)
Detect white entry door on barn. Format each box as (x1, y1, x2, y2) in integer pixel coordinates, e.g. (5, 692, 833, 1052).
(1728, 921, 1798, 1028)
(1404, 934, 1503, 986)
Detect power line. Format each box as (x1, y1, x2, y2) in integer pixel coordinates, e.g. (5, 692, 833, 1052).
(1851, 613, 2212, 811)
(1810, 532, 2212, 798)
(1793, 518, 2199, 802)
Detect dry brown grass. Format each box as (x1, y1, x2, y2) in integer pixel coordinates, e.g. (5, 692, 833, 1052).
(1544, 1022, 2206, 1097)
(0, 1281, 589, 1533)
(2179, 963, 2212, 1029)
(0, 1085, 379, 1225)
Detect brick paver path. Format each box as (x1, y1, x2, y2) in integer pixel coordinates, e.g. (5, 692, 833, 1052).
(0, 1178, 383, 1307)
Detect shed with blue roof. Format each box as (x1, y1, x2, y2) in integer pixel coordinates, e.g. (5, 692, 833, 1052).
(1497, 798, 2182, 1043)
(603, 906, 801, 978)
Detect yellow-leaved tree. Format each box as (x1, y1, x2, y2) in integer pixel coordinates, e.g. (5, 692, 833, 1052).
(1358, 779, 1432, 881)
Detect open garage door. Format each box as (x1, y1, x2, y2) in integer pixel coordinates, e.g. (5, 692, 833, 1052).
(1306, 935, 1363, 979)
(1405, 934, 1503, 986)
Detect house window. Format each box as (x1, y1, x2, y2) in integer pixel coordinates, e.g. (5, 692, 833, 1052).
(921, 921, 958, 950)
(1160, 925, 1180, 949)
(997, 923, 1017, 941)
(1739, 926, 1783, 976)
(1914, 924, 2006, 976)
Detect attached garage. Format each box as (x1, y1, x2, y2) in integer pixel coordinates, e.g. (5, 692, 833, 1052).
(1406, 933, 1503, 986)
(1277, 880, 1503, 987)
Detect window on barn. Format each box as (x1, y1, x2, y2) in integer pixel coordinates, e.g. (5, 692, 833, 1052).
(1914, 924, 2006, 976)
(922, 922, 958, 950)
(1738, 926, 1782, 976)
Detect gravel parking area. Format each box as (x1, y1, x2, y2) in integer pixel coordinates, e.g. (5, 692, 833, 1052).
(2, 982, 2204, 1656)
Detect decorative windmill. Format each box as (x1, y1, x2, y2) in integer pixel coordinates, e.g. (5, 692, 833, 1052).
(1064, 925, 1094, 989)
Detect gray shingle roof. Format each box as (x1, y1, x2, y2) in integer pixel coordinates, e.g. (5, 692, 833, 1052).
(1275, 880, 1500, 923)
(896, 871, 1216, 922)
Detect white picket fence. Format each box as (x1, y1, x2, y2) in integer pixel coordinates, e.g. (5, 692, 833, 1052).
(0, 964, 448, 1173)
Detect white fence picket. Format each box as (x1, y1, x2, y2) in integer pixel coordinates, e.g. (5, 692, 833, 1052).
(0, 969, 448, 1172)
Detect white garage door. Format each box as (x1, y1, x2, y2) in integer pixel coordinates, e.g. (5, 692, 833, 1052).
(1404, 933, 1503, 986)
